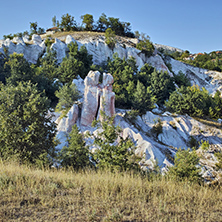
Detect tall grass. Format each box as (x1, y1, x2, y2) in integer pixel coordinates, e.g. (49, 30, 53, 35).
(0, 161, 221, 221)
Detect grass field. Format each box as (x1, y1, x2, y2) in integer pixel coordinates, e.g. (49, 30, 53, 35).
(0, 161, 222, 221)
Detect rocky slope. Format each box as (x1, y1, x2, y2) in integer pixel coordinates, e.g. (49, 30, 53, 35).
(1, 33, 221, 95)
(53, 70, 222, 183)
(1, 33, 222, 181)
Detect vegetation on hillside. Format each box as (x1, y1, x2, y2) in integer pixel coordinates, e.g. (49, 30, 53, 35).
(162, 48, 222, 72)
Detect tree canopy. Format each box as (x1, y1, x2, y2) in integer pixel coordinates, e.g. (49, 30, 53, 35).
(0, 81, 57, 165)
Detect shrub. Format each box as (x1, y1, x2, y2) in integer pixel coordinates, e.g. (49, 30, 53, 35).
(59, 124, 92, 170)
(105, 28, 117, 50)
(168, 148, 201, 183)
(188, 136, 198, 149)
(151, 118, 163, 137)
(55, 83, 80, 117)
(91, 111, 140, 172)
(200, 140, 210, 151)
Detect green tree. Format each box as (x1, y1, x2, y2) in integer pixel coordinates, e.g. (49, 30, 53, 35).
(52, 15, 57, 27)
(165, 85, 212, 117)
(173, 71, 191, 87)
(0, 81, 56, 165)
(136, 33, 154, 57)
(96, 13, 109, 32)
(105, 28, 117, 50)
(60, 13, 76, 31)
(55, 83, 80, 115)
(6, 53, 34, 85)
(57, 56, 83, 84)
(59, 124, 91, 169)
(150, 70, 175, 105)
(108, 17, 124, 36)
(30, 22, 38, 35)
(91, 112, 140, 171)
(81, 14, 94, 31)
(209, 90, 222, 119)
(168, 148, 201, 183)
(132, 81, 156, 114)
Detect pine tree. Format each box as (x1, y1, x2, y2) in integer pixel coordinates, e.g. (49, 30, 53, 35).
(91, 111, 140, 171)
(59, 124, 91, 170)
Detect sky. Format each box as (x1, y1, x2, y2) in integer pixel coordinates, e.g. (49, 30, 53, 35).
(0, 0, 221, 53)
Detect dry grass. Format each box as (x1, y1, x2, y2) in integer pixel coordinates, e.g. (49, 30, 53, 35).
(0, 161, 222, 221)
(52, 31, 105, 41)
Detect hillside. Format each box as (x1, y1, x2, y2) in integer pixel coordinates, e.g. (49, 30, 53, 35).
(0, 31, 222, 183)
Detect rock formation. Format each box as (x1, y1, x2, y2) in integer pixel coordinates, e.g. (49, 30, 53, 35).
(81, 71, 115, 126)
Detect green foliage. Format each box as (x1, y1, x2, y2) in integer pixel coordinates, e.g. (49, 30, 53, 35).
(91, 112, 140, 171)
(52, 15, 57, 27)
(59, 13, 77, 31)
(150, 70, 175, 105)
(58, 42, 93, 83)
(57, 56, 84, 84)
(209, 90, 222, 119)
(59, 125, 92, 169)
(125, 109, 140, 121)
(165, 85, 215, 118)
(5, 53, 34, 85)
(132, 81, 156, 114)
(55, 83, 80, 115)
(151, 118, 163, 137)
(188, 136, 198, 149)
(5, 53, 58, 105)
(173, 71, 191, 87)
(168, 148, 201, 183)
(30, 22, 38, 35)
(136, 33, 155, 57)
(200, 140, 210, 151)
(215, 152, 222, 170)
(105, 28, 117, 50)
(0, 81, 56, 165)
(81, 14, 94, 31)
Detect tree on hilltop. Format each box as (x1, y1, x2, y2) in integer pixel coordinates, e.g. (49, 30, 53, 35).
(81, 14, 94, 31)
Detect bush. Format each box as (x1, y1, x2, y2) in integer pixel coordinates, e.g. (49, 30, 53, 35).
(105, 28, 117, 50)
(59, 124, 92, 170)
(151, 118, 163, 137)
(168, 148, 201, 183)
(91, 111, 140, 172)
(55, 83, 80, 117)
(136, 34, 154, 57)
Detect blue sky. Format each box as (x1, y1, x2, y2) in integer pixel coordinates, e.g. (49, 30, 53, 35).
(1, 0, 221, 53)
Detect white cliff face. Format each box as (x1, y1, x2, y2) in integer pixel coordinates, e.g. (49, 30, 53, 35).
(1, 33, 222, 95)
(0, 35, 45, 63)
(169, 57, 222, 94)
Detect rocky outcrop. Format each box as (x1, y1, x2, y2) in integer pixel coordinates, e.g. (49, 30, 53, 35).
(81, 71, 115, 126)
(50, 38, 68, 63)
(55, 70, 115, 149)
(0, 35, 45, 63)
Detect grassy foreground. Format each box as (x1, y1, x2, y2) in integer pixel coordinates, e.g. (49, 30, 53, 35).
(0, 161, 222, 221)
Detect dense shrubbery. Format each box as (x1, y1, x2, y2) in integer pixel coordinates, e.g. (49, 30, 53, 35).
(107, 53, 174, 113)
(164, 49, 222, 72)
(165, 85, 222, 119)
(168, 148, 201, 183)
